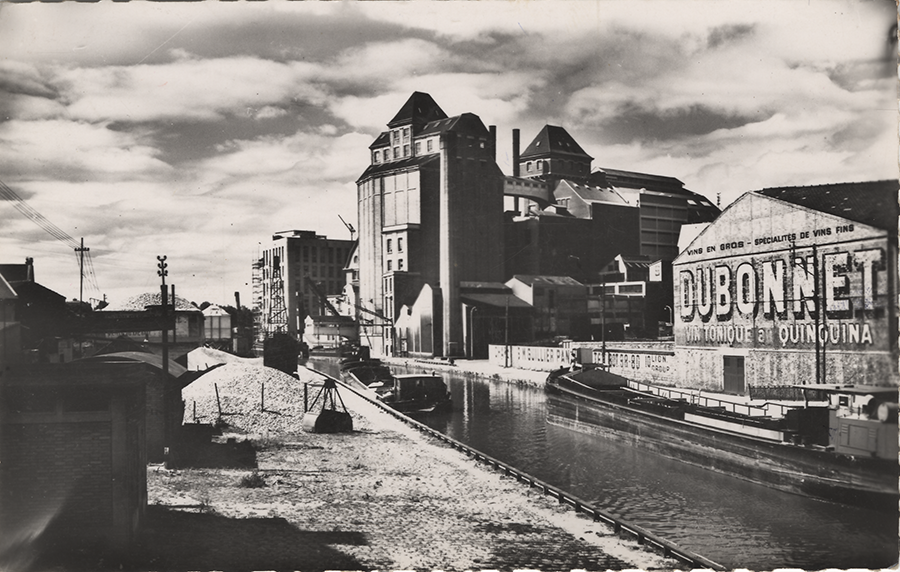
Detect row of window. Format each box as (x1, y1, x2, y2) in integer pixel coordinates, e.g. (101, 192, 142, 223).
(523, 159, 587, 174)
(385, 237, 404, 253)
(385, 258, 405, 272)
(373, 138, 436, 164)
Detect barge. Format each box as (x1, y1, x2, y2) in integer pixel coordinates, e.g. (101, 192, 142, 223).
(341, 356, 452, 414)
(546, 367, 898, 510)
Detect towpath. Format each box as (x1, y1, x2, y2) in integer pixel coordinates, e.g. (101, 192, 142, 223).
(138, 362, 680, 571)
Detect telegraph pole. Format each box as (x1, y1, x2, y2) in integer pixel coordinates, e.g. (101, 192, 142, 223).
(75, 238, 89, 303)
(157, 256, 170, 379)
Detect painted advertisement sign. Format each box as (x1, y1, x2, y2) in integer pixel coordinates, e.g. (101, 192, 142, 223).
(673, 193, 891, 351)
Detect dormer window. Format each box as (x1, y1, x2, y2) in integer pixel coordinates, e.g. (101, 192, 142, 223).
(526, 162, 532, 172)
(373, 150, 380, 163)
(427, 139, 433, 152)
(402, 127, 410, 142)
(415, 142, 421, 155)
(393, 147, 400, 159)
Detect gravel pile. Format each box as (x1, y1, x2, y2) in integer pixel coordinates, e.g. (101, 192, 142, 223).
(182, 358, 368, 437)
(104, 291, 199, 311)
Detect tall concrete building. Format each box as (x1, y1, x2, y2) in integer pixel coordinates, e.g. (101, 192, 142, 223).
(356, 92, 505, 357)
(253, 230, 355, 342)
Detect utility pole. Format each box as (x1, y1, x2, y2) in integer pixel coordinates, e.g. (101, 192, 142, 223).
(75, 238, 89, 304)
(157, 255, 171, 456)
(504, 294, 510, 368)
(157, 255, 169, 380)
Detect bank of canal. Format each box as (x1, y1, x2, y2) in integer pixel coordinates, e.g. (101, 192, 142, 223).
(311, 357, 897, 570)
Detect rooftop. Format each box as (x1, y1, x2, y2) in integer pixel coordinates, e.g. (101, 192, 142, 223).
(756, 180, 898, 233)
(520, 125, 593, 161)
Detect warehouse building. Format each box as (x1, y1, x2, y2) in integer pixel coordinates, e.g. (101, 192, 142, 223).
(673, 180, 898, 393)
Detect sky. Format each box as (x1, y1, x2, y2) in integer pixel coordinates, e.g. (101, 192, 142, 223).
(0, 0, 896, 308)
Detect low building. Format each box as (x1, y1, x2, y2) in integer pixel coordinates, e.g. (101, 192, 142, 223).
(673, 180, 899, 393)
(0, 361, 150, 555)
(202, 304, 232, 343)
(505, 275, 588, 341)
(303, 314, 358, 350)
(587, 254, 672, 340)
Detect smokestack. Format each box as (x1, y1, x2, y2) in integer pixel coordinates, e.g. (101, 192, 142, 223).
(234, 291, 241, 309)
(512, 129, 520, 177)
(25, 257, 34, 282)
(488, 125, 496, 161)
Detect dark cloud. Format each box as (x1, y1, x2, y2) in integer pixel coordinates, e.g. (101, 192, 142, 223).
(706, 24, 755, 49)
(592, 102, 772, 145)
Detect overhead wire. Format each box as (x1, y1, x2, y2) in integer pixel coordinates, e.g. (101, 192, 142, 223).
(0, 177, 102, 295)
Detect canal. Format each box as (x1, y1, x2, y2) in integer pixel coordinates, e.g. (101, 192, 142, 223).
(311, 359, 897, 569)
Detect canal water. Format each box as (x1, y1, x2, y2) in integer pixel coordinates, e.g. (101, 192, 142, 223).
(311, 359, 897, 569)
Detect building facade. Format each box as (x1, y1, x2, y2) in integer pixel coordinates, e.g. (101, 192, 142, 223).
(673, 181, 899, 393)
(254, 230, 354, 342)
(356, 92, 505, 356)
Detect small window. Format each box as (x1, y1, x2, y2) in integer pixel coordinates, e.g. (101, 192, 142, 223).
(398, 259, 404, 270)
(526, 162, 532, 172)
(403, 144, 409, 157)
(397, 237, 404, 252)
(402, 127, 409, 141)
(427, 139, 433, 152)
(393, 147, 400, 159)
(387, 260, 392, 271)
(386, 239, 392, 253)
(372, 150, 379, 163)
(537, 161, 543, 172)
(415, 142, 421, 154)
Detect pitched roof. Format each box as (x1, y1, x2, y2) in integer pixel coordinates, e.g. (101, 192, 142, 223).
(511, 275, 584, 287)
(595, 167, 684, 190)
(369, 131, 390, 149)
(417, 113, 490, 138)
(0, 274, 16, 300)
(557, 180, 631, 206)
(520, 125, 593, 161)
(755, 180, 898, 233)
(387, 92, 448, 129)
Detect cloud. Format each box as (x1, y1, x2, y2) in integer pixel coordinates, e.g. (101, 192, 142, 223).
(0, 119, 172, 181)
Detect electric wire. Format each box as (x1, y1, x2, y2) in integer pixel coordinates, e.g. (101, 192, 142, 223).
(1, 178, 102, 295)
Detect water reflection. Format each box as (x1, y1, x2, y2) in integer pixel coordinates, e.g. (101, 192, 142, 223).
(312, 359, 897, 569)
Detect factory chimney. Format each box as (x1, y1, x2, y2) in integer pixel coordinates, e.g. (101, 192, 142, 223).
(512, 129, 520, 177)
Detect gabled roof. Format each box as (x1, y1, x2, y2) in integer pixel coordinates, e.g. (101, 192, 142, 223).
(357, 154, 439, 182)
(520, 125, 593, 161)
(755, 180, 898, 233)
(387, 92, 448, 129)
(556, 180, 632, 206)
(0, 274, 16, 300)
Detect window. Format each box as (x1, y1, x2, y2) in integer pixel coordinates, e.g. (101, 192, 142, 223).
(427, 139, 433, 152)
(373, 150, 379, 163)
(398, 259, 404, 270)
(386, 239, 392, 253)
(537, 161, 543, 172)
(393, 147, 400, 159)
(387, 260, 392, 271)
(402, 127, 409, 141)
(403, 144, 409, 157)
(392, 131, 400, 144)
(397, 237, 403, 252)
(415, 142, 421, 154)
(526, 162, 532, 172)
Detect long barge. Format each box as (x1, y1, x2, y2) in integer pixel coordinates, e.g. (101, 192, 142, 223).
(546, 368, 898, 510)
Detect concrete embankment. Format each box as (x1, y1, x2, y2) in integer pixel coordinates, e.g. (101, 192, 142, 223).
(141, 353, 685, 571)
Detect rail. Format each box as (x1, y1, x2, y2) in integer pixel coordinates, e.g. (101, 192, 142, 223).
(309, 367, 725, 571)
(628, 380, 799, 418)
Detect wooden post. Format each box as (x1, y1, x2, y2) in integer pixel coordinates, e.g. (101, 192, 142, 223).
(214, 383, 222, 416)
(261, 383, 265, 412)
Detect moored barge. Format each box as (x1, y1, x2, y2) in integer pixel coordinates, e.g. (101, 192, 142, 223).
(547, 367, 898, 510)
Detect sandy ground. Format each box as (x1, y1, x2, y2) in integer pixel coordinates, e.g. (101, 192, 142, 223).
(139, 351, 683, 571)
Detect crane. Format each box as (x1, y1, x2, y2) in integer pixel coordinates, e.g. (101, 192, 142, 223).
(338, 215, 356, 241)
